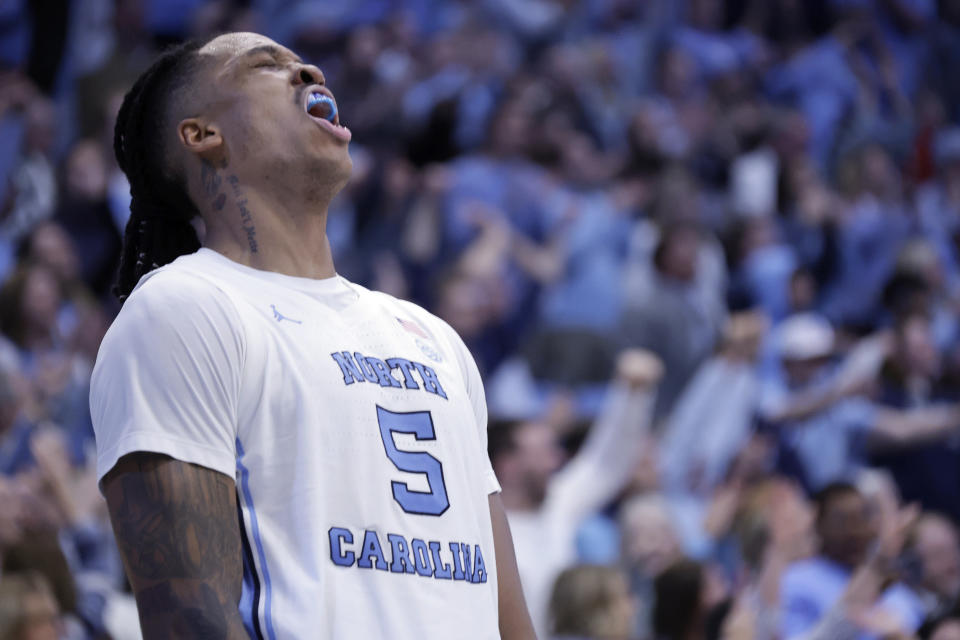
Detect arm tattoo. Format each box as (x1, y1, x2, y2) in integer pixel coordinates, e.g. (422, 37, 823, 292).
(103, 453, 247, 639)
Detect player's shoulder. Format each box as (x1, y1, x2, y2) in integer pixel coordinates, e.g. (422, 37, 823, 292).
(101, 252, 242, 351)
(126, 250, 239, 308)
(363, 288, 460, 345)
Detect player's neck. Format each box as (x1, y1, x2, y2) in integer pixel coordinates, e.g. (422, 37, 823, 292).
(202, 187, 337, 280)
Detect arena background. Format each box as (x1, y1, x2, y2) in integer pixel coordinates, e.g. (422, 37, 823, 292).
(3, 0, 960, 638)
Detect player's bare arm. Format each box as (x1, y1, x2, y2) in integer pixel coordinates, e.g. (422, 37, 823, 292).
(102, 452, 247, 639)
(490, 493, 538, 640)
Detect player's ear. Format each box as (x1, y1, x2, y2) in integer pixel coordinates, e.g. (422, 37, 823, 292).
(177, 117, 223, 157)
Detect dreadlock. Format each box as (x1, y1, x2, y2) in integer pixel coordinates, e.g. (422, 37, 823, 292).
(112, 37, 217, 302)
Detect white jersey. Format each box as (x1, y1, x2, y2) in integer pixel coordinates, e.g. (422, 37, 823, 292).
(91, 248, 502, 640)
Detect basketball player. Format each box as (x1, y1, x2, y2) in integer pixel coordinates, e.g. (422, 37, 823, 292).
(90, 32, 536, 639)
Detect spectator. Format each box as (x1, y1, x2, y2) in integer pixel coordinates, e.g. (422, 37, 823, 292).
(490, 349, 661, 637)
(905, 513, 960, 620)
(619, 493, 682, 637)
(548, 565, 635, 640)
(0, 571, 62, 640)
(779, 482, 924, 637)
(762, 313, 960, 490)
(0, 96, 58, 253)
(872, 310, 960, 520)
(620, 222, 727, 419)
(54, 139, 122, 297)
(652, 558, 728, 640)
(922, 616, 960, 640)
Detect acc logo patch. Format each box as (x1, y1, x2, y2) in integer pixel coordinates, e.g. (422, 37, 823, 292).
(415, 338, 443, 362)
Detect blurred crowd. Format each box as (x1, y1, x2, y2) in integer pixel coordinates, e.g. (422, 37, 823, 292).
(4, 0, 960, 638)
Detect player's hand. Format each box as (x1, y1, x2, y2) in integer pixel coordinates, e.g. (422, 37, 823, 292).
(615, 349, 664, 388)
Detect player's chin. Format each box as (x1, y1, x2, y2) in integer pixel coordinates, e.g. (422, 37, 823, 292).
(315, 145, 353, 185)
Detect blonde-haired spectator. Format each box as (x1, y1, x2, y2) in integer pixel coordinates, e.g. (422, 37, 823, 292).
(0, 572, 61, 640)
(549, 565, 635, 640)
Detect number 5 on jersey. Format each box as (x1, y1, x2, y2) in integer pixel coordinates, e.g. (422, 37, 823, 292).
(376, 406, 450, 516)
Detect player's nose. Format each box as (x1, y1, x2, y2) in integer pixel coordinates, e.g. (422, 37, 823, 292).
(293, 63, 325, 87)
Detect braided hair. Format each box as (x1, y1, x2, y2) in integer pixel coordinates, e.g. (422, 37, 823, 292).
(112, 37, 217, 302)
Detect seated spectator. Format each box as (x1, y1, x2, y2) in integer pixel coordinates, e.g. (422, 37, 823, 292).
(779, 482, 924, 638)
(548, 565, 635, 640)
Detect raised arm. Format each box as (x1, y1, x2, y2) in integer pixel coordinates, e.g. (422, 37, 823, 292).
(102, 452, 247, 639)
(490, 492, 538, 640)
(547, 350, 661, 523)
(869, 403, 960, 448)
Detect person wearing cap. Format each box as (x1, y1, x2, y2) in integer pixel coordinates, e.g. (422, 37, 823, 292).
(760, 313, 960, 491)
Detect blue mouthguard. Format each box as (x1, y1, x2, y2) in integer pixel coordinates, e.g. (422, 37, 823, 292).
(307, 93, 337, 123)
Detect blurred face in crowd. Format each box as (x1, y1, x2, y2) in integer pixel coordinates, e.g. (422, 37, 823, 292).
(743, 479, 815, 566)
(21, 267, 61, 337)
(897, 315, 940, 379)
(345, 25, 381, 71)
(913, 515, 960, 600)
(24, 98, 56, 155)
(65, 139, 108, 201)
(489, 101, 532, 157)
(655, 227, 699, 283)
(17, 589, 61, 640)
(688, 0, 722, 30)
(933, 620, 960, 640)
(512, 422, 565, 505)
(658, 46, 696, 99)
(26, 223, 80, 285)
(817, 490, 876, 568)
(598, 572, 636, 640)
(859, 144, 900, 200)
(727, 433, 776, 485)
(436, 272, 492, 339)
(621, 497, 681, 577)
(789, 269, 816, 312)
(550, 567, 636, 640)
(783, 355, 830, 387)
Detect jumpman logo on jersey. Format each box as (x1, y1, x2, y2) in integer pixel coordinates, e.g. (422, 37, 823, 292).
(270, 304, 302, 324)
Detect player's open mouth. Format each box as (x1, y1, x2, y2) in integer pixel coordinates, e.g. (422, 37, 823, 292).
(304, 89, 351, 142)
